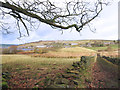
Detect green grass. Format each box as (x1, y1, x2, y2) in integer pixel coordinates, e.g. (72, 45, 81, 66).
(97, 56, 119, 88)
(85, 47, 107, 51)
(109, 44, 118, 50)
(2, 54, 79, 71)
(77, 56, 95, 88)
(97, 56, 118, 73)
(85, 44, 118, 51)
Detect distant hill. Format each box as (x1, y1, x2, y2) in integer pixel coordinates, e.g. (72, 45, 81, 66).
(18, 40, 117, 48)
(0, 44, 18, 48)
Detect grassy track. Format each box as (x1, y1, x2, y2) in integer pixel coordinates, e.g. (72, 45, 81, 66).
(91, 56, 119, 88)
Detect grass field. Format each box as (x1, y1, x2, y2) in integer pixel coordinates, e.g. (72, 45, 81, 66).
(2, 54, 97, 88)
(2, 53, 119, 88)
(32, 47, 96, 58)
(1, 42, 119, 88)
(109, 44, 118, 50)
(85, 47, 107, 51)
(2, 54, 81, 88)
(1, 46, 97, 88)
(85, 44, 118, 51)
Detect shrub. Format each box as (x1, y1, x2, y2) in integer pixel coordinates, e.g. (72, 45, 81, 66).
(102, 56, 120, 65)
(9, 45, 18, 54)
(34, 47, 57, 54)
(2, 46, 19, 54)
(17, 51, 34, 54)
(2, 48, 10, 54)
(38, 48, 43, 54)
(37, 48, 48, 54)
(34, 47, 39, 53)
(32, 86, 39, 89)
(2, 81, 8, 88)
(106, 46, 112, 51)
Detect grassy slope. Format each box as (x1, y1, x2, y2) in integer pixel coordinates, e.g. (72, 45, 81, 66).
(59, 47, 95, 53)
(19, 40, 90, 47)
(50, 47, 96, 54)
(18, 40, 116, 47)
(109, 44, 118, 50)
(32, 47, 96, 58)
(96, 56, 119, 88)
(85, 47, 107, 51)
(48, 47, 96, 56)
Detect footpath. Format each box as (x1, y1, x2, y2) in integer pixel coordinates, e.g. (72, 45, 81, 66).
(90, 54, 119, 88)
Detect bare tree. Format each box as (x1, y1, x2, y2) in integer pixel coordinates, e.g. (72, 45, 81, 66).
(0, 0, 109, 38)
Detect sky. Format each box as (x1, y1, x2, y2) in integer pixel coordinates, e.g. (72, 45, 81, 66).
(1, 0, 119, 44)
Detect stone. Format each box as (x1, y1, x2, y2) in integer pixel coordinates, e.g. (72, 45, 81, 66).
(54, 78, 62, 84)
(69, 70, 79, 74)
(47, 79, 51, 86)
(85, 79, 91, 84)
(55, 84, 66, 88)
(61, 78, 69, 84)
(68, 67, 75, 70)
(48, 84, 66, 88)
(72, 63, 79, 67)
(80, 56, 87, 63)
(73, 80, 79, 85)
(62, 73, 79, 79)
(47, 85, 58, 88)
(62, 74, 70, 78)
(76, 61, 80, 66)
(69, 85, 75, 88)
(71, 75, 79, 79)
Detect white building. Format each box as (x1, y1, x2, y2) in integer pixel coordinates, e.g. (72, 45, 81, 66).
(36, 45, 46, 48)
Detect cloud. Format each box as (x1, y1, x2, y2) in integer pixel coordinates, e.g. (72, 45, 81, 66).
(1, 0, 118, 44)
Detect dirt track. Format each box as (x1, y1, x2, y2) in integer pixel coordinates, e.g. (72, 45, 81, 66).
(90, 57, 118, 88)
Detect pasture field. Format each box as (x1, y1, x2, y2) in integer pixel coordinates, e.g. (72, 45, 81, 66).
(85, 44, 118, 58)
(85, 44, 118, 51)
(85, 47, 107, 51)
(2, 54, 80, 88)
(32, 47, 96, 58)
(2, 54, 119, 88)
(1, 41, 119, 88)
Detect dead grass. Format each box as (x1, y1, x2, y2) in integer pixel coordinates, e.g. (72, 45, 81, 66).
(32, 47, 96, 58)
(98, 51, 118, 58)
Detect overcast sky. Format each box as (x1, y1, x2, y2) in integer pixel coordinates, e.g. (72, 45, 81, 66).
(1, 0, 119, 44)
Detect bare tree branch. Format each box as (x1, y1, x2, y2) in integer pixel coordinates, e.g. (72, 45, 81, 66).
(0, 0, 109, 37)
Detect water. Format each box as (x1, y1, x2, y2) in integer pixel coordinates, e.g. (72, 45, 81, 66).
(17, 48, 34, 51)
(0, 44, 34, 51)
(0, 44, 18, 48)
